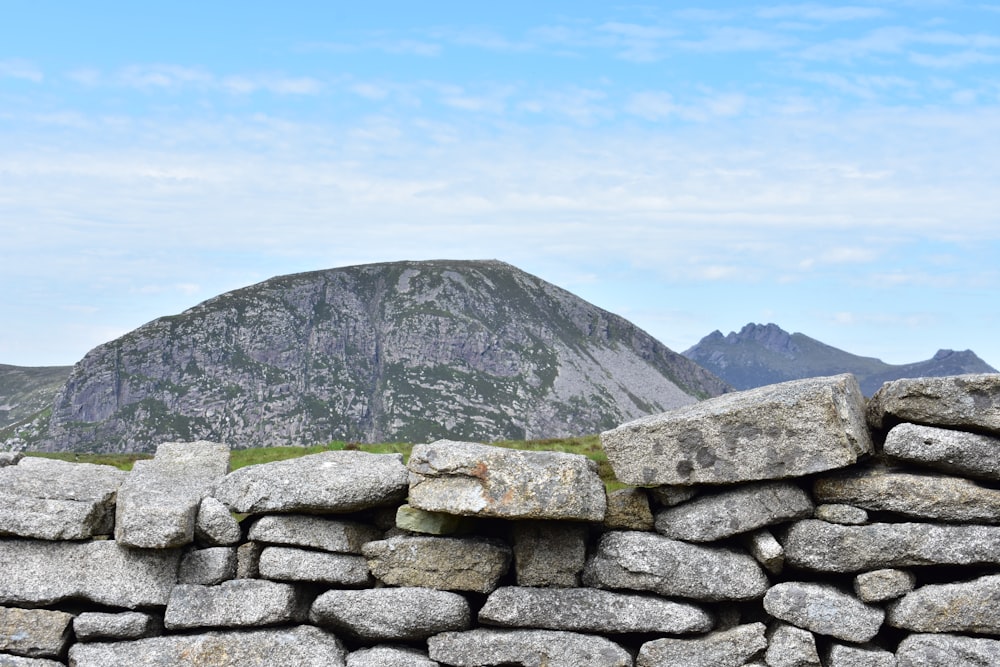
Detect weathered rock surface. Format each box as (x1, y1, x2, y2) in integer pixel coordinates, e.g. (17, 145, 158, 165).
(310, 587, 470, 640)
(744, 528, 785, 574)
(895, 633, 1000, 666)
(885, 422, 1000, 480)
(363, 536, 511, 593)
(0, 538, 179, 608)
(868, 373, 1000, 434)
(783, 519, 1000, 572)
(428, 628, 632, 667)
(73, 612, 160, 642)
(604, 487, 654, 530)
(583, 530, 770, 601)
(854, 569, 916, 603)
(178, 547, 237, 585)
(814, 467, 1000, 523)
(67, 625, 346, 666)
(637, 622, 767, 667)
(163, 580, 305, 630)
(0, 457, 126, 540)
(407, 440, 607, 521)
(346, 645, 439, 667)
(825, 642, 897, 667)
(0, 451, 23, 466)
(603, 374, 871, 485)
(655, 481, 813, 542)
(765, 623, 821, 667)
(814, 503, 869, 525)
(511, 521, 587, 587)
(194, 496, 241, 546)
(258, 546, 372, 586)
(115, 441, 230, 549)
(247, 514, 381, 552)
(396, 505, 474, 535)
(0, 606, 73, 658)
(887, 574, 1000, 634)
(214, 451, 408, 514)
(479, 586, 713, 634)
(763, 582, 884, 643)
(0, 655, 64, 666)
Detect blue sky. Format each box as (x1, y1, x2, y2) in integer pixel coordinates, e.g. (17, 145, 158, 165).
(2, 1, 999, 369)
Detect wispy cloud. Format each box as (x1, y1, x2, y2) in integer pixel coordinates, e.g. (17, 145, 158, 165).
(0, 58, 43, 82)
(757, 4, 890, 22)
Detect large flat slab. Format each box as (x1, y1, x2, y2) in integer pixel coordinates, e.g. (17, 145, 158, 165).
(868, 373, 1000, 434)
(603, 374, 871, 485)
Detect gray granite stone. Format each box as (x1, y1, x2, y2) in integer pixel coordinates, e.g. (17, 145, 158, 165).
(163, 580, 305, 630)
(885, 422, 1000, 480)
(0, 606, 73, 658)
(744, 529, 784, 574)
(583, 530, 770, 602)
(73, 612, 160, 642)
(0, 655, 64, 666)
(603, 487, 654, 531)
(887, 573, 1000, 634)
(396, 505, 475, 535)
(479, 586, 713, 634)
(868, 373, 1000, 434)
(895, 633, 1000, 666)
(0, 452, 22, 466)
(511, 521, 587, 588)
(247, 514, 381, 553)
(826, 642, 897, 667)
(783, 519, 1000, 572)
(363, 536, 511, 593)
(637, 623, 768, 667)
(0, 538, 179, 608)
(310, 587, 470, 640)
(68, 625, 346, 666)
(214, 450, 408, 514)
(194, 496, 241, 546)
(347, 645, 439, 667)
(258, 546, 372, 586)
(115, 440, 230, 549)
(428, 628, 631, 667)
(854, 569, 916, 603)
(655, 481, 813, 542)
(603, 374, 871, 485)
(763, 582, 884, 643)
(814, 503, 869, 525)
(0, 457, 126, 540)
(407, 440, 606, 521)
(765, 623, 821, 667)
(178, 546, 237, 585)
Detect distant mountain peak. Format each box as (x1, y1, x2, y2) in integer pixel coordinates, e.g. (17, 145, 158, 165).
(685, 322, 997, 395)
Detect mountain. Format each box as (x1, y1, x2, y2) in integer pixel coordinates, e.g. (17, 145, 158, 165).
(684, 322, 998, 396)
(27, 260, 729, 453)
(0, 364, 73, 445)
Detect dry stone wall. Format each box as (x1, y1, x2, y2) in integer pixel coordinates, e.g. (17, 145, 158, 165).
(1, 372, 1000, 666)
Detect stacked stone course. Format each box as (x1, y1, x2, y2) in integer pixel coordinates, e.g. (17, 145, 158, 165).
(1, 372, 1000, 665)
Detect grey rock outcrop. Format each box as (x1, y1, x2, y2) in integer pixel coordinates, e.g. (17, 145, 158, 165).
(654, 481, 813, 542)
(67, 625, 346, 666)
(583, 530, 770, 601)
(887, 574, 1000, 634)
(895, 633, 1000, 666)
(215, 450, 408, 514)
(813, 467, 1000, 523)
(40, 260, 727, 452)
(868, 373, 1000, 434)
(763, 582, 884, 642)
(310, 588, 471, 640)
(603, 374, 871, 485)
(478, 586, 713, 634)
(637, 622, 767, 667)
(428, 628, 632, 667)
(783, 519, 1000, 572)
(0, 457, 126, 540)
(407, 440, 607, 521)
(884, 422, 1000, 480)
(363, 536, 511, 593)
(0, 538, 179, 608)
(115, 440, 230, 549)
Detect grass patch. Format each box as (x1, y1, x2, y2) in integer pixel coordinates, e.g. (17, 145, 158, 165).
(25, 434, 628, 489)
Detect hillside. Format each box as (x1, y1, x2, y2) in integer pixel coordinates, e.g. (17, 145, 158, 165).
(684, 322, 997, 395)
(30, 260, 728, 453)
(0, 364, 72, 434)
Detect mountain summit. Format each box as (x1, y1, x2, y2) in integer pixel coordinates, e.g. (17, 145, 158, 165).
(684, 322, 997, 395)
(39, 260, 728, 452)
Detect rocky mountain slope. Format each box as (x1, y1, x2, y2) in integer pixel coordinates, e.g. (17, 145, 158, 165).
(684, 322, 997, 396)
(31, 260, 728, 453)
(0, 363, 71, 430)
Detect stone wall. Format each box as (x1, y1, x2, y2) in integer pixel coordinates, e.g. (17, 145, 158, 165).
(1, 372, 999, 666)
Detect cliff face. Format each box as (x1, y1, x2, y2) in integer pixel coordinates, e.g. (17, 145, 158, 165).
(684, 322, 997, 396)
(40, 260, 728, 452)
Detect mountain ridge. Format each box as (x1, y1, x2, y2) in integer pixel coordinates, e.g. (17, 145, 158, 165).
(19, 259, 728, 453)
(684, 322, 997, 395)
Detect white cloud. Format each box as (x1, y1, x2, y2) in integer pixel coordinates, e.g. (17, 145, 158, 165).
(757, 4, 889, 22)
(0, 58, 43, 82)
